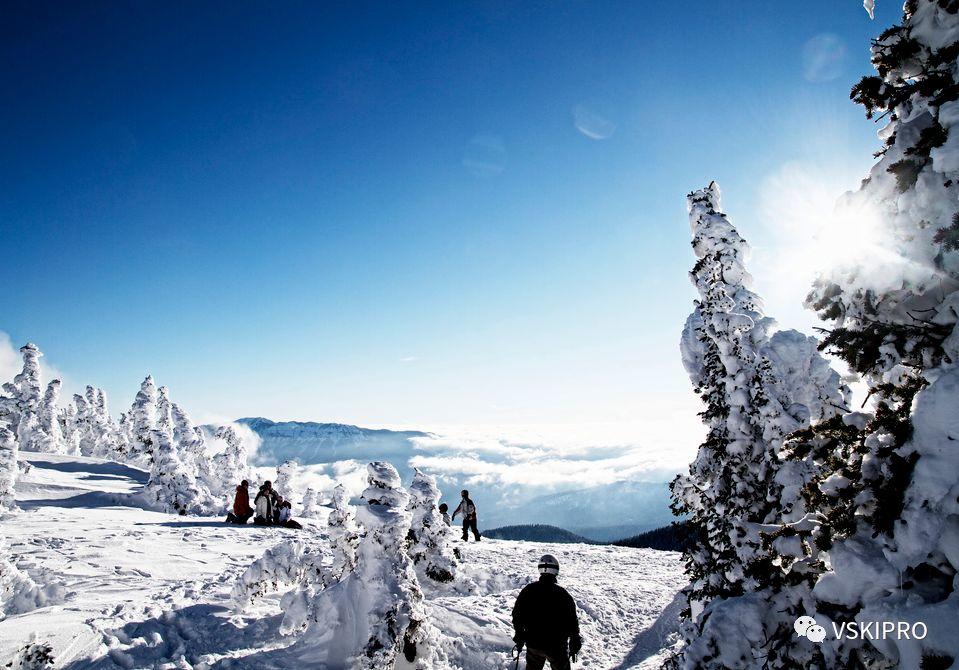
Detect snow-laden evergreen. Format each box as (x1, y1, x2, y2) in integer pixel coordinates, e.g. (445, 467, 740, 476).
(299, 487, 321, 519)
(287, 462, 444, 668)
(127, 376, 157, 465)
(669, 183, 848, 669)
(35, 381, 62, 454)
(278, 483, 358, 636)
(142, 420, 213, 516)
(4, 637, 55, 670)
(789, 2, 959, 666)
(0, 535, 63, 621)
(407, 469, 466, 591)
(231, 540, 311, 612)
(171, 403, 215, 498)
(0, 428, 19, 513)
(210, 425, 253, 502)
(0, 344, 61, 454)
(274, 459, 302, 506)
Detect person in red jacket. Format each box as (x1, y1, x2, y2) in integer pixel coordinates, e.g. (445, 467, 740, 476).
(227, 480, 253, 524)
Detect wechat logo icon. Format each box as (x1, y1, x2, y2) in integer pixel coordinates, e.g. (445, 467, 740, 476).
(795, 616, 827, 643)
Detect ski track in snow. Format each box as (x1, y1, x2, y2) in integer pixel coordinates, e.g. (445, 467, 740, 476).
(2, 454, 684, 669)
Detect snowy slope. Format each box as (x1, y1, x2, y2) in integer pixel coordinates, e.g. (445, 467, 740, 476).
(1, 454, 684, 669)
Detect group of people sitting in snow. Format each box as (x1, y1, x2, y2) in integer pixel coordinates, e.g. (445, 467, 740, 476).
(225, 479, 302, 529)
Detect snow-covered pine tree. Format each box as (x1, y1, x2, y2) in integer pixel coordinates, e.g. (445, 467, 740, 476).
(128, 376, 158, 464)
(407, 469, 462, 589)
(300, 487, 321, 519)
(669, 183, 848, 669)
(70, 393, 95, 457)
(0, 427, 19, 513)
(171, 403, 215, 496)
(36, 380, 63, 454)
(142, 420, 212, 516)
(210, 425, 252, 502)
(231, 540, 310, 612)
(289, 463, 444, 668)
(0, 344, 58, 453)
(274, 459, 302, 507)
(278, 483, 358, 636)
(791, 2, 959, 666)
(0, 344, 42, 435)
(4, 636, 56, 670)
(0, 535, 64, 620)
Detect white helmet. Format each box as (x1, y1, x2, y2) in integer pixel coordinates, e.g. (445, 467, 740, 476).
(538, 554, 559, 575)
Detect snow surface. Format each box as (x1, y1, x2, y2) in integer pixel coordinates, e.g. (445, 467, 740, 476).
(1, 454, 684, 669)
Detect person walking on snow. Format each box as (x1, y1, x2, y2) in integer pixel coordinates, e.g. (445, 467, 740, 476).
(452, 489, 480, 541)
(512, 554, 582, 669)
(228, 479, 253, 524)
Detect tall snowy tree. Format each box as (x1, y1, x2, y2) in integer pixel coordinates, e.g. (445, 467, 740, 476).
(300, 487, 322, 519)
(142, 421, 213, 516)
(407, 469, 464, 590)
(274, 459, 302, 507)
(0, 343, 42, 433)
(288, 463, 444, 668)
(128, 376, 158, 464)
(36, 380, 63, 454)
(0, 427, 19, 512)
(210, 425, 253, 501)
(171, 403, 215, 496)
(669, 183, 848, 669)
(792, 2, 959, 666)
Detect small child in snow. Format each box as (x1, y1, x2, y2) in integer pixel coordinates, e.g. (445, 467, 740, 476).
(278, 501, 302, 529)
(439, 503, 451, 526)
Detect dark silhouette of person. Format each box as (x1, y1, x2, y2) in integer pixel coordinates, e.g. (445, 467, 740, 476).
(512, 554, 582, 669)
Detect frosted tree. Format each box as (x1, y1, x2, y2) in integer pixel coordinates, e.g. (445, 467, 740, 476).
(142, 422, 212, 516)
(211, 425, 253, 501)
(0, 343, 42, 433)
(407, 469, 463, 589)
(70, 393, 96, 457)
(669, 184, 847, 669)
(155, 386, 172, 436)
(300, 487, 321, 519)
(128, 376, 158, 464)
(231, 540, 313, 612)
(288, 463, 444, 668)
(279, 484, 359, 635)
(4, 636, 56, 670)
(0, 428, 19, 512)
(790, 2, 959, 666)
(59, 402, 79, 456)
(171, 403, 215, 494)
(35, 380, 63, 453)
(274, 459, 302, 507)
(0, 535, 64, 621)
(0, 344, 56, 453)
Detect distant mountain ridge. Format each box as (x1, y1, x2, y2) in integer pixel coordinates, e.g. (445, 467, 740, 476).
(483, 524, 597, 544)
(228, 417, 429, 466)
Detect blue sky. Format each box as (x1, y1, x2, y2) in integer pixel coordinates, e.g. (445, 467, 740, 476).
(0, 1, 899, 452)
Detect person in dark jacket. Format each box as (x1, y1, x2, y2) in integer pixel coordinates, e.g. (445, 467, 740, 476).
(451, 489, 481, 541)
(226, 480, 253, 524)
(511, 554, 582, 669)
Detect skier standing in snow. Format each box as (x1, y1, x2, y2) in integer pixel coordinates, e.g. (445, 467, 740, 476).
(512, 555, 582, 669)
(451, 489, 480, 541)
